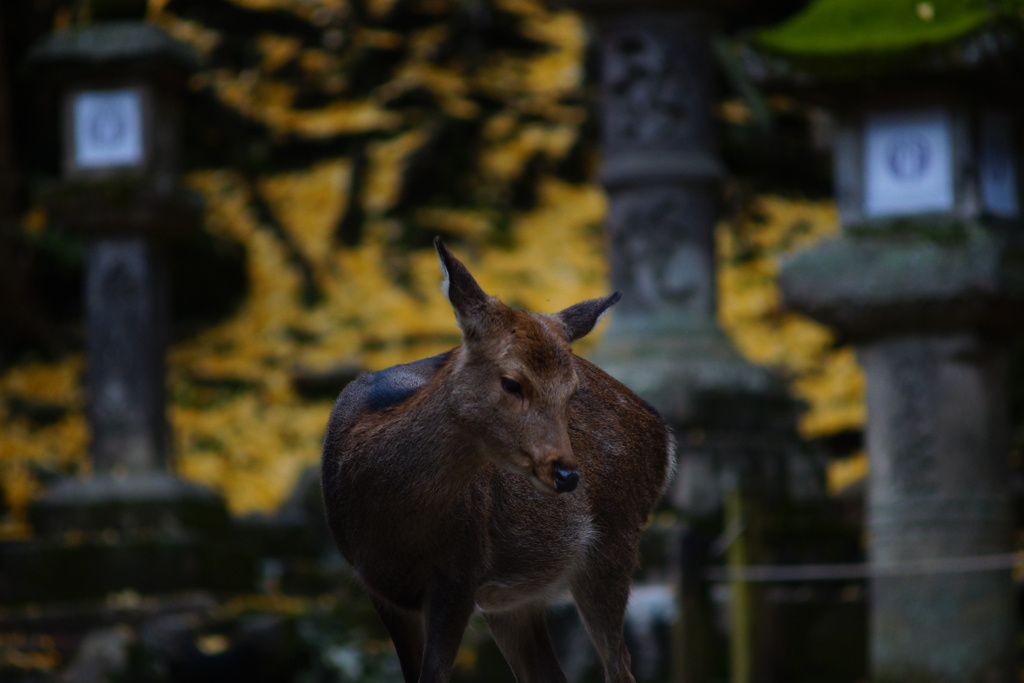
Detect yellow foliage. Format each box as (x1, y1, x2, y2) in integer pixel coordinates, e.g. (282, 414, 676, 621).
(257, 34, 302, 74)
(163, 172, 606, 514)
(382, 62, 481, 119)
(366, 0, 401, 19)
(408, 24, 449, 60)
(0, 0, 869, 523)
(363, 127, 429, 213)
(227, 0, 348, 21)
(152, 14, 222, 56)
(414, 208, 493, 241)
(22, 208, 48, 237)
(0, 356, 83, 406)
(827, 450, 868, 495)
(481, 123, 577, 182)
(208, 69, 402, 138)
(717, 196, 866, 439)
(259, 158, 352, 271)
(520, 12, 586, 96)
(355, 28, 405, 51)
(0, 356, 90, 535)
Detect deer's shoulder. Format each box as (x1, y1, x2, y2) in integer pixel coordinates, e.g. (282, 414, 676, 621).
(342, 351, 453, 414)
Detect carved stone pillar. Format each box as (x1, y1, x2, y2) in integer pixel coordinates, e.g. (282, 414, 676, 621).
(86, 238, 169, 474)
(568, 8, 800, 679)
(571, 4, 798, 515)
(599, 9, 719, 333)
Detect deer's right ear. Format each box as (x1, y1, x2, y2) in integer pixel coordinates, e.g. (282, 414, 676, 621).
(435, 237, 490, 335)
(556, 291, 621, 343)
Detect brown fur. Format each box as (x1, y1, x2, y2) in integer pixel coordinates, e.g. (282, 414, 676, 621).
(321, 239, 674, 683)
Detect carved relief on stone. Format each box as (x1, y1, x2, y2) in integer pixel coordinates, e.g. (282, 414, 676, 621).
(606, 187, 715, 317)
(600, 19, 713, 155)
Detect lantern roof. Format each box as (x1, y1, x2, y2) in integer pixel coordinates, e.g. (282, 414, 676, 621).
(28, 21, 198, 73)
(750, 0, 1024, 89)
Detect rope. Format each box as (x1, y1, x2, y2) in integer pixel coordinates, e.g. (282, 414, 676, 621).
(704, 551, 1024, 582)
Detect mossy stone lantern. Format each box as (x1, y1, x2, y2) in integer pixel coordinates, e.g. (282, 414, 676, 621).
(29, 16, 198, 478)
(8, 12, 240, 601)
(755, 2, 1024, 682)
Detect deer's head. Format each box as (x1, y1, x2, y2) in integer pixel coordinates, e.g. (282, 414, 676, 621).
(435, 238, 620, 496)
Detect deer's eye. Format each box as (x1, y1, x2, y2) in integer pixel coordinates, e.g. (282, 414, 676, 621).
(501, 377, 522, 395)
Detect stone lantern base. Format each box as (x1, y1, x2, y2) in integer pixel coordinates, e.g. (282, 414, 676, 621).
(591, 315, 802, 513)
(0, 473, 256, 603)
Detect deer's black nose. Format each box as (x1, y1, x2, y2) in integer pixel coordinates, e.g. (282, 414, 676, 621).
(553, 466, 580, 493)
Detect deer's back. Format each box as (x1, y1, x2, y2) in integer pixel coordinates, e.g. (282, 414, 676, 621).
(325, 350, 452, 437)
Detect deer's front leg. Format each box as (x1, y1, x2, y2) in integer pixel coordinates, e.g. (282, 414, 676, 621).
(419, 575, 476, 683)
(571, 541, 637, 683)
(370, 595, 424, 683)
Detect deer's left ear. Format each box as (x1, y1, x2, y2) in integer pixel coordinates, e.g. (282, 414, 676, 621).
(435, 237, 492, 337)
(555, 292, 621, 343)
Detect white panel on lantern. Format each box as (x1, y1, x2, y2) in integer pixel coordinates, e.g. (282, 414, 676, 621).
(73, 89, 144, 169)
(864, 109, 954, 218)
(980, 109, 1019, 217)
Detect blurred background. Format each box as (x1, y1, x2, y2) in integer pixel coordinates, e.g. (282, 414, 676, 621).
(0, 0, 1021, 681)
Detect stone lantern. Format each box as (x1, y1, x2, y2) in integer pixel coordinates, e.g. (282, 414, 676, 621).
(35, 20, 198, 478)
(7, 13, 239, 600)
(757, 4, 1024, 682)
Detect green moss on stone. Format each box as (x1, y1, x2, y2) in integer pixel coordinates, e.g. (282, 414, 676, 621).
(843, 216, 982, 244)
(759, 0, 1022, 57)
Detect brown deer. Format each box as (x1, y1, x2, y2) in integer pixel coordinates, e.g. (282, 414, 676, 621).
(321, 238, 675, 683)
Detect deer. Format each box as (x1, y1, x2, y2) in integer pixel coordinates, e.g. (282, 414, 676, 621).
(321, 238, 675, 683)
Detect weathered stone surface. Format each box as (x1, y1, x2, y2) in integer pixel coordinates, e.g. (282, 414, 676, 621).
(583, 7, 797, 441)
(29, 472, 227, 538)
(605, 185, 716, 319)
(860, 334, 1015, 683)
(85, 238, 169, 474)
(5, 472, 249, 602)
(28, 21, 197, 70)
(595, 320, 791, 431)
(596, 10, 718, 163)
(571, 16, 805, 609)
(41, 182, 201, 238)
(60, 625, 134, 683)
(779, 232, 1024, 340)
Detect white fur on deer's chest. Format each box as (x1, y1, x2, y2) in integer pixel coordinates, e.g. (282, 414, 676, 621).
(474, 516, 595, 613)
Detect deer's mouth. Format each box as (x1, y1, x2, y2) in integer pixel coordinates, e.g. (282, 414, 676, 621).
(529, 473, 562, 497)
(492, 454, 531, 479)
